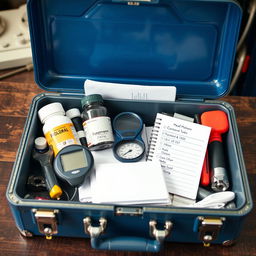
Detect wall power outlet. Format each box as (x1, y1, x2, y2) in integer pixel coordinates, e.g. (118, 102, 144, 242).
(0, 4, 32, 70)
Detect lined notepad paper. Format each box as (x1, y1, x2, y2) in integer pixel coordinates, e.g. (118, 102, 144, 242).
(147, 113, 211, 199)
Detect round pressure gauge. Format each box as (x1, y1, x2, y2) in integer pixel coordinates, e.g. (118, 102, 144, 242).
(115, 140, 145, 161)
(113, 112, 145, 162)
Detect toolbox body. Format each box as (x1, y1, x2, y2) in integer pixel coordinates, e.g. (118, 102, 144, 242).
(6, 0, 252, 252)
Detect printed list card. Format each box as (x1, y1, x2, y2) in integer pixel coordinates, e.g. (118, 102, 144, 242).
(147, 113, 211, 199)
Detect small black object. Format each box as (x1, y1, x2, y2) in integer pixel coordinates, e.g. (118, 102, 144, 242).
(66, 108, 88, 147)
(27, 175, 46, 192)
(24, 191, 51, 200)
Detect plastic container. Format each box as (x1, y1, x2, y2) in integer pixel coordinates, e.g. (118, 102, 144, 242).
(66, 108, 88, 146)
(34, 136, 48, 153)
(38, 102, 80, 156)
(81, 94, 114, 151)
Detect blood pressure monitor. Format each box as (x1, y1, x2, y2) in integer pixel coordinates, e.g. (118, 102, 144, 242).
(53, 145, 94, 186)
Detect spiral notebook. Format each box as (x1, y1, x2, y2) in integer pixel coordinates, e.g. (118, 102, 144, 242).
(147, 113, 211, 199)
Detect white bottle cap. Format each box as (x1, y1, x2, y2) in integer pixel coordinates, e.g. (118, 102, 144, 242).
(66, 108, 81, 119)
(34, 137, 48, 151)
(38, 102, 65, 124)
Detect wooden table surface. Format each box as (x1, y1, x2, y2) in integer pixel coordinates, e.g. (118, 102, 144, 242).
(0, 70, 255, 256)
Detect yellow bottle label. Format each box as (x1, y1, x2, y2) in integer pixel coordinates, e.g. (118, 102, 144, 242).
(45, 123, 79, 156)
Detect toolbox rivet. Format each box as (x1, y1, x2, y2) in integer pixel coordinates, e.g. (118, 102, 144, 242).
(19, 230, 33, 237)
(203, 235, 213, 242)
(44, 227, 52, 235)
(222, 240, 235, 246)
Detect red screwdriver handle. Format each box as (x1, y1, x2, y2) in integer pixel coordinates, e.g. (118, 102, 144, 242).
(200, 150, 210, 186)
(200, 110, 229, 191)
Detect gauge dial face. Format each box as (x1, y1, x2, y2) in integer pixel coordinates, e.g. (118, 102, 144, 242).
(115, 141, 144, 160)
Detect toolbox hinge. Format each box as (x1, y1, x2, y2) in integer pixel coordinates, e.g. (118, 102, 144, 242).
(198, 217, 225, 247)
(115, 206, 143, 216)
(32, 209, 59, 240)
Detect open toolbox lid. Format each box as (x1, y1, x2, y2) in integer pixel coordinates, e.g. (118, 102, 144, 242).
(27, 0, 242, 99)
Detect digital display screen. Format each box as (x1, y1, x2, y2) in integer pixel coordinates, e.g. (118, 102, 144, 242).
(60, 150, 88, 172)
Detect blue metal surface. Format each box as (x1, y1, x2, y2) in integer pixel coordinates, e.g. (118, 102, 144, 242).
(27, 0, 241, 99)
(6, 1, 252, 252)
(91, 236, 162, 252)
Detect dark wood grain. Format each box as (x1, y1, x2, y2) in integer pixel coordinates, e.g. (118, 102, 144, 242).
(0, 68, 35, 84)
(0, 77, 256, 256)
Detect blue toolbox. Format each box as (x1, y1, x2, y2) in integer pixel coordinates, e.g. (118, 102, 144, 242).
(6, 0, 253, 252)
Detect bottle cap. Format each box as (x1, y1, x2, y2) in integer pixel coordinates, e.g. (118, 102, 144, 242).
(81, 94, 103, 108)
(34, 137, 48, 151)
(38, 102, 65, 124)
(66, 108, 81, 119)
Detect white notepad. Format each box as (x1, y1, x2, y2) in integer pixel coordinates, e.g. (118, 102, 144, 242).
(78, 126, 153, 203)
(147, 113, 211, 199)
(84, 80, 177, 101)
(91, 125, 149, 168)
(92, 161, 170, 205)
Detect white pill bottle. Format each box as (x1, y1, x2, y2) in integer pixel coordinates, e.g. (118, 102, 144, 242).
(38, 102, 80, 156)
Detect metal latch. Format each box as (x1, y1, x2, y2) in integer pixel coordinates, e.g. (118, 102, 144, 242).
(113, 0, 158, 6)
(33, 209, 59, 239)
(198, 217, 225, 247)
(115, 206, 143, 216)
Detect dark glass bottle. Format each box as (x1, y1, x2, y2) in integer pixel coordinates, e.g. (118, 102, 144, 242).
(81, 94, 114, 151)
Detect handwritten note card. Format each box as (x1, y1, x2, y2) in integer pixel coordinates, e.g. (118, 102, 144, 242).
(147, 113, 211, 199)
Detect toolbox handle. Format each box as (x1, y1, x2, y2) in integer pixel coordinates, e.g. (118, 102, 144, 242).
(91, 236, 162, 252)
(84, 217, 172, 252)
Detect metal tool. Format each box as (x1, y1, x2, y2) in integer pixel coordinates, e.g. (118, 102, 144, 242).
(112, 112, 145, 162)
(201, 110, 229, 192)
(27, 175, 46, 192)
(32, 137, 63, 199)
(197, 187, 213, 200)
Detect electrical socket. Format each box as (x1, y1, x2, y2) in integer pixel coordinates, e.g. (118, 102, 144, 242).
(0, 4, 32, 70)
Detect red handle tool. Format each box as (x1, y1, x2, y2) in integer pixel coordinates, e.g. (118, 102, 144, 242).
(200, 110, 229, 191)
